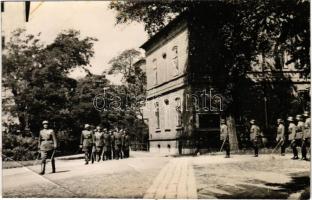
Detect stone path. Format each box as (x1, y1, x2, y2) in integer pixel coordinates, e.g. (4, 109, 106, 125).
(143, 157, 197, 199)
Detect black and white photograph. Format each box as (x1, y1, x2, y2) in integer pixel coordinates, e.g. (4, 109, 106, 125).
(1, 0, 310, 199)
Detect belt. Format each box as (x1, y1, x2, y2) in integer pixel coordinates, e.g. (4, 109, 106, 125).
(41, 139, 52, 142)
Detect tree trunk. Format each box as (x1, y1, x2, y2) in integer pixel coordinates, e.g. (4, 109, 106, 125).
(226, 114, 239, 151)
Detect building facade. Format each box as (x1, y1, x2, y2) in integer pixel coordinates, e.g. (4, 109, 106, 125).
(141, 9, 310, 155)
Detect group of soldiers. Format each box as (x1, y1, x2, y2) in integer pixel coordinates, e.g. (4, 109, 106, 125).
(80, 124, 131, 165)
(220, 111, 311, 159)
(37, 121, 131, 175)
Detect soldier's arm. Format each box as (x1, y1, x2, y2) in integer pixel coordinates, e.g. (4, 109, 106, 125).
(51, 130, 57, 149)
(80, 132, 83, 146)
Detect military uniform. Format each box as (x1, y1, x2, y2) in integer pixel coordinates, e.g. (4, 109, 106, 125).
(301, 116, 310, 160)
(288, 119, 298, 159)
(103, 131, 112, 160)
(94, 129, 104, 162)
(122, 132, 131, 158)
(114, 130, 123, 159)
(220, 121, 230, 158)
(110, 132, 115, 159)
(80, 126, 94, 164)
(250, 122, 262, 157)
(38, 121, 57, 175)
(276, 121, 286, 155)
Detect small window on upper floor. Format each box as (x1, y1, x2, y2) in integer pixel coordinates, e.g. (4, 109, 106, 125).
(172, 46, 179, 76)
(1, 2, 4, 13)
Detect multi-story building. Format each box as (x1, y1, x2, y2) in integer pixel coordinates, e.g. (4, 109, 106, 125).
(141, 10, 310, 155)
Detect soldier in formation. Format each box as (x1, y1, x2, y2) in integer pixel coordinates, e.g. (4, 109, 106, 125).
(94, 125, 104, 162)
(80, 124, 95, 164)
(220, 119, 230, 158)
(301, 111, 310, 160)
(249, 119, 263, 157)
(276, 119, 286, 156)
(38, 120, 57, 175)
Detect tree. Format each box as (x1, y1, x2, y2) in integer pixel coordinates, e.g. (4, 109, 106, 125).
(2, 29, 98, 135)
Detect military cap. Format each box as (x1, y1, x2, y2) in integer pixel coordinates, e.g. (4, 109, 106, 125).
(287, 116, 294, 122)
(277, 118, 284, 124)
(84, 124, 90, 128)
(296, 115, 303, 120)
(250, 119, 256, 124)
(220, 119, 226, 124)
(303, 111, 310, 117)
(42, 120, 49, 124)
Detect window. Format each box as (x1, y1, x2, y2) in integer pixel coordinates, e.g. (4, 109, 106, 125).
(152, 59, 158, 85)
(175, 98, 182, 127)
(172, 46, 179, 76)
(155, 102, 160, 129)
(164, 99, 170, 130)
(1, 2, 4, 13)
(2, 36, 5, 49)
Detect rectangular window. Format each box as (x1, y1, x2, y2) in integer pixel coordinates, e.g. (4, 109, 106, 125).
(2, 36, 5, 49)
(155, 102, 160, 129)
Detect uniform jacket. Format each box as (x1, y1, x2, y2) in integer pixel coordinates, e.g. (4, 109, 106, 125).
(94, 131, 104, 146)
(304, 118, 311, 139)
(39, 129, 57, 151)
(250, 125, 262, 141)
(276, 124, 285, 141)
(114, 131, 122, 145)
(296, 121, 305, 139)
(123, 134, 130, 147)
(288, 123, 297, 141)
(80, 130, 94, 147)
(220, 124, 229, 141)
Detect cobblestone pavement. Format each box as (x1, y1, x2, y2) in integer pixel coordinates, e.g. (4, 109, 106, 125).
(144, 157, 197, 199)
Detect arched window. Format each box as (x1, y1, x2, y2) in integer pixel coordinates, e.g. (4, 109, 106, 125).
(175, 98, 182, 127)
(172, 46, 179, 76)
(152, 58, 158, 85)
(164, 99, 170, 130)
(155, 102, 160, 129)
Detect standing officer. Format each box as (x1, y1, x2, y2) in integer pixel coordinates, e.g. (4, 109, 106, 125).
(38, 120, 57, 175)
(94, 125, 104, 162)
(80, 124, 94, 164)
(288, 116, 298, 159)
(114, 128, 123, 159)
(250, 119, 262, 157)
(296, 115, 305, 160)
(103, 128, 111, 160)
(302, 111, 310, 160)
(276, 119, 286, 156)
(110, 130, 115, 159)
(220, 119, 230, 158)
(122, 130, 131, 158)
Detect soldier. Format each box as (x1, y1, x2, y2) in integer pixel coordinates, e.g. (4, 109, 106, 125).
(276, 119, 286, 156)
(114, 128, 123, 159)
(122, 130, 131, 158)
(288, 116, 299, 159)
(295, 115, 305, 160)
(38, 120, 57, 175)
(80, 124, 95, 164)
(301, 112, 310, 160)
(110, 130, 115, 159)
(102, 128, 111, 160)
(220, 119, 230, 158)
(94, 125, 104, 162)
(250, 119, 262, 157)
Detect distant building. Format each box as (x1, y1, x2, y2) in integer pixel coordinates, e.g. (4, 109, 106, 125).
(141, 10, 310, 155)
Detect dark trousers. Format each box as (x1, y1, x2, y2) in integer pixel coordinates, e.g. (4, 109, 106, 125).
(252, 140, 260, 156)
(83, 146, 94, 163)
(222, 140, 230, 157)
(115, 144, 122, 159)
(40, 149, 55, 173)
(291, 139, 300, 158)
(302, 138, 310, 159)
(95, 146, 103, 162)
(103, 147, 111, 160)
(123, 147, 130, 158)
(281, 142, 286, 155)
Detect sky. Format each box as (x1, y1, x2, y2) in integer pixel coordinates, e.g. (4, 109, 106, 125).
(2, 1, 148, 84)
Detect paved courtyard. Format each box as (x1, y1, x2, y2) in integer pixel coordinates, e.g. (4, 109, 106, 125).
(2, 152, 310, 198)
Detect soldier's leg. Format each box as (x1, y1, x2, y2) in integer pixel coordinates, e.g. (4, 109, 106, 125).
(84, 147, 89, 164)
(292, 140, 298, 159)
(40, 151, 47, 175)
(226, 142, 230, 158)
(301, 140, 307, 160)
(49, 150, 56, 173)
(281, 141, 285, 156)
